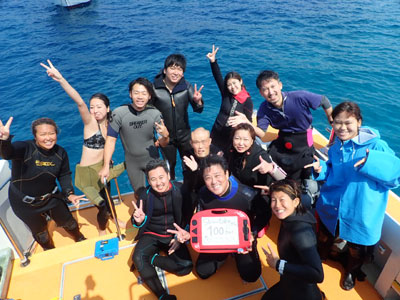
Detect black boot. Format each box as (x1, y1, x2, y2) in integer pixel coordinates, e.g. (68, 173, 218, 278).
(64, 218, 86, 242)
(341, 272, 355, 290)
(342, 245, 364, 290)
(160, 294, 177, 300)
(34, 230, 55, 250)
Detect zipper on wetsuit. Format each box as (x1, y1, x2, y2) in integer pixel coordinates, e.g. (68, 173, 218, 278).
(163, 195, 168, 233)
(171, 94, 177, 141)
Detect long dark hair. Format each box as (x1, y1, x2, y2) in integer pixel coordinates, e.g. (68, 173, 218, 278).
(90, 93, 112, 122)
(223, 71, 244, 95)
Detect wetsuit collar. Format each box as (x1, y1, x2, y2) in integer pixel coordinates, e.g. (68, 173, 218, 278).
(217, 176, 238, 201)
(151, 182, 173, 197)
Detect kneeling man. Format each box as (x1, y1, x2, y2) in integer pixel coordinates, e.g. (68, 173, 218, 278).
(131, 159, 192, 300)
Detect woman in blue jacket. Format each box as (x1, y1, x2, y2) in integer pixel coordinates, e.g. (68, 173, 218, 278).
(307, 101, 400, 290)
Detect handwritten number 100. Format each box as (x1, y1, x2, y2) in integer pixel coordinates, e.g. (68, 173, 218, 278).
(208, 226, 224, 236)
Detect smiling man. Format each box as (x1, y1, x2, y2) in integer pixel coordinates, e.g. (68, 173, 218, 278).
(99, 78, 169, 198)
(255, 70, 333, 181)
(181, 127, 222, 224)
(131, 159, 192, 300)
(230, 70, 333, 182)
(152, 54, 204, 180)
(194, 155, 268, 282)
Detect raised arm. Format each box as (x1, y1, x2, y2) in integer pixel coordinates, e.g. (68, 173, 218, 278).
(0, 117, 15, 159)
(206, 45, 225, 94)
(40, 60, 92, 125)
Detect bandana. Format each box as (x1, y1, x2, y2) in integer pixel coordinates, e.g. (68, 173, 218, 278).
(233, 87, 250, 104)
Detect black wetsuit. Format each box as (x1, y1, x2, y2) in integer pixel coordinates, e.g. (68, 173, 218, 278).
(226, 143, 273, 228)
(209, 60, 253, 152)
(262, 211, 324, 300)
(181, 144, 221, 224)
(195, 176, 267, 282)
(0, 138, 84, 249)
(152, 72, 204, 179)
(132, 182, 192, 299)
(226, 142, 274, 188)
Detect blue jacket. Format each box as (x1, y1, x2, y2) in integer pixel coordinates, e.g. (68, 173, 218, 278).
(315, 127, 400, 245)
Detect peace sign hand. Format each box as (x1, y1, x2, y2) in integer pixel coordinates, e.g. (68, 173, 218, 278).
(206, 44, 219, 63)
(304, 155, 322, 173)
(0, 117, 13, 140)
(262, 243, 280, 269)
(40, 59, 63, 82)
(155, 119, 169, 138)
(167, 223, 190, 244)
(132, 199, 146, 224)
(193, 83, 204, 104)
(252, 155, 274, 174)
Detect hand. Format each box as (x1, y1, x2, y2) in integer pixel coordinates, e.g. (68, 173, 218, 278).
(183, 155, 198, 171)
(238, 234, 254, 254)
(304, 155, 322, 173)
(193, 83, 204, 104)
(68, 194, 85, 207)
(98, 166, 110, 182)
(40, 59, 63, 82)
(254, 185, 270, 195)
(167, 223, 190, 243)
(206, 44, 219, 63)
(155, 119, 169, 138)
(252, 155, 274, 174)
(132, 199, 146, 224)
(354, 149, 369, 168)
(227, 111, 251, 128)
(0, 117, 13, 140)
(262, 243, 280, 269)
(168, 238, 181, 255)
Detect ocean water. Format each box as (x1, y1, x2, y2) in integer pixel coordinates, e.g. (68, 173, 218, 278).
(1, 0, 399, 194)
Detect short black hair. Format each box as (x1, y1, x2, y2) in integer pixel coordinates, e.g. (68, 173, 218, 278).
(201, 154, 229, 176)
(145, 159, 169, 177)
(128, 77, 155, 101)
(256, 70, 280, 89)
(164, 54, 186, 72)
(269, 179, 307, 215)
(31, 117, 59, 136)
(332, 101, 363, 122)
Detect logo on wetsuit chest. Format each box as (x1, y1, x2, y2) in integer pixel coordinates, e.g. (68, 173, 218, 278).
(35, 160, 56, 167)
(129, 119, 147, 129)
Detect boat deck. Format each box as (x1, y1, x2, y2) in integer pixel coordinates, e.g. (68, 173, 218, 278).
(5, 128, 399, 300)
(6, 192, 383, 300)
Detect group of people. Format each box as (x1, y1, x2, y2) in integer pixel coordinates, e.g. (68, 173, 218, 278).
(1, 45, 399, 300)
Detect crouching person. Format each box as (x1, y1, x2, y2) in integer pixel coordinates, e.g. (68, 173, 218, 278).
(195, 155, 265, 282)
(131, 159, 192, 300)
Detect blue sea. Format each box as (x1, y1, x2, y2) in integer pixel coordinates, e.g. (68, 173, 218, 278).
(1, 0, 399, 194)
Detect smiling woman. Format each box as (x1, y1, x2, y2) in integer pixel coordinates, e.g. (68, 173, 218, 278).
(0, 117, 86, 250)
(262, 179, 324, 300)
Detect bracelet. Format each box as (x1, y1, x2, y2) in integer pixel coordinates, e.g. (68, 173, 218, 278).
(277, 259, 286, 275)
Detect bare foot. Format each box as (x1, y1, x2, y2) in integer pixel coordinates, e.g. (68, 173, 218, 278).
(98, 229, 107, 236)
(117, 218, 127, 229)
